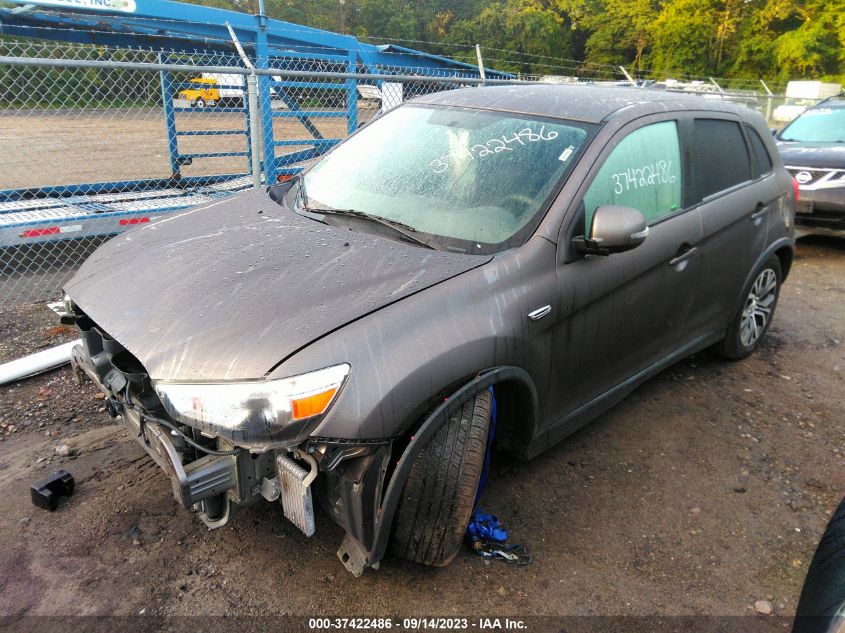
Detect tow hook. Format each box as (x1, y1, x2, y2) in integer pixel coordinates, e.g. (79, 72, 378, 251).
(105, 397, 123, 418)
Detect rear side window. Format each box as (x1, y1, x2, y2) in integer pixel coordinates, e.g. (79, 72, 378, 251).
(745, 125, 773, 176)
(582, 121, 682, 228)
(690, 119, 752, 200)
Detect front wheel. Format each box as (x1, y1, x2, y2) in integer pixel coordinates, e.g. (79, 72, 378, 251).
(195, 97, 207, 108)
(713, 255, 782, 360)
(390, 390, 492, 567)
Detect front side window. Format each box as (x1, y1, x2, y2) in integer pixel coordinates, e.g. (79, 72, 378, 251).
(779, 106, 845, 143)
(300, 105, 595, 254)
(582, 121, 682, 230)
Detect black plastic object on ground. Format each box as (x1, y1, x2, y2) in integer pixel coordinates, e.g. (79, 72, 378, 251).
(31, 469, 75, 511)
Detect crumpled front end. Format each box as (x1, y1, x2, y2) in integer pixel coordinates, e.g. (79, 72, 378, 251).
(67, 310, 283, 527)
(64, 302, 393, 574)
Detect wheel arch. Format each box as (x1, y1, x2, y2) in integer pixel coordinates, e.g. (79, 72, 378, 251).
(775, 243, 794, 281)
(732, 238, 794, 317)
(367, 365, 539, 567)
(491, 375, 541, 459)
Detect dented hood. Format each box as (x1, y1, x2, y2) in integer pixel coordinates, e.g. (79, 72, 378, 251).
(66, 187, 490, 381)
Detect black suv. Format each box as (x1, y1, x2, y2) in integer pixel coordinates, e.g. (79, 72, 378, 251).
(63, 85, 796, 576)
(777, 96, 845, 236)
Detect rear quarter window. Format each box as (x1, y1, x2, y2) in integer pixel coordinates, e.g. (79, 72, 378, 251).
(745, 125, 774, 176)
(690, 119, 752, 201)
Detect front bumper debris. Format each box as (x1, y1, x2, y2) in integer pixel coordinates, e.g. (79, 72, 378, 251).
(276, 453, 317, 537)
(66, 311, 395, 574)
(145, 422, 238, 510)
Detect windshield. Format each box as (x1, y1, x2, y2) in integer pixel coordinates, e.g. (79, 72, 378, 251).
(300, 104, 595, 253)
(780, 106, 845, 143)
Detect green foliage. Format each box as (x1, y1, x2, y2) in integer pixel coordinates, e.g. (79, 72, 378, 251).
(24, 0, 845, 83)
(732, 0, 845, 82)
(254, 0, 844, 82)
(447, 2, 574, 74)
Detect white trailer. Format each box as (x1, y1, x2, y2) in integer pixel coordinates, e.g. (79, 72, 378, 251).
(774, 81, 842, 123)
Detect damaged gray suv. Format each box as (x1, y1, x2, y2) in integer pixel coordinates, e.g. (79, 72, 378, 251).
(63, 84, 796, 576)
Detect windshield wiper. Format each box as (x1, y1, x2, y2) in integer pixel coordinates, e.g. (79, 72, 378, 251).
(317, 208, 438, 250)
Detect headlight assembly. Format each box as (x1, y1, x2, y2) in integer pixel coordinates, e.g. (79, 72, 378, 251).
(154, 363, 350, 449)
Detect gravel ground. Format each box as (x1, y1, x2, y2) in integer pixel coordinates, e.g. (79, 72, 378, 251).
(0, 236, 843, 620)
(0, 107, 377, 190)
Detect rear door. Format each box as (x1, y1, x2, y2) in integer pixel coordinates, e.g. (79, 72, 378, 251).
(683, 116, 775, 333)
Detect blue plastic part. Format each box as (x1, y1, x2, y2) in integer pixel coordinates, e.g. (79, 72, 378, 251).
(467, 509, 508, 543)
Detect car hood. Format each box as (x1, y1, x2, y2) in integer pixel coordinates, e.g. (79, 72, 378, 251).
(66, 187, 491, 381)
(777, 141, 845, 169)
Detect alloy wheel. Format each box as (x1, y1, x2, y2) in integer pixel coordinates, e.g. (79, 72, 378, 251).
(740, 268, 777, 347)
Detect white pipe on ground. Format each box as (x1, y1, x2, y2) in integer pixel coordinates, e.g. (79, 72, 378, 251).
(0, 339, 81, 386)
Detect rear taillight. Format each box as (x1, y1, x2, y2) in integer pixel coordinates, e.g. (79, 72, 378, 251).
(791, 177, 800, 202)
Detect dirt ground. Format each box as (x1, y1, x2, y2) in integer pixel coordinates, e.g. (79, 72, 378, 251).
(0, 236, 843, 620)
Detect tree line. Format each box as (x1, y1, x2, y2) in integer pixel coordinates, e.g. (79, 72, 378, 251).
(192, 0, 845, 85)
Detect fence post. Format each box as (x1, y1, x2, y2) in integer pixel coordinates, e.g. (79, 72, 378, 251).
(475, 44, 486, 85)
(158, 53, 180, 179)
(760, 79, 774, 124)
(346, 50, 358, 134)
(255, 29, 277, 186)
(246, 73, 262, 189)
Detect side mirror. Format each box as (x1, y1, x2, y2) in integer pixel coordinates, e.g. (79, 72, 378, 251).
(770, 128, 778, 137)
(573, 205, 648, 256)
(266, 173, 300, 202)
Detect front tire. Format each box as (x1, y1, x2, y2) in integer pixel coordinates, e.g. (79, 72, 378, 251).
(713, 255, 782, 360)
(390, 390, 492, 567)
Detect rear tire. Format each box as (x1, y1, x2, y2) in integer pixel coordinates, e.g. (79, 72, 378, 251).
(793, 497, 845, 633)
(390, 390, 492, 567)
(713, 255, 782, 360)
(195, 97, 206, 108)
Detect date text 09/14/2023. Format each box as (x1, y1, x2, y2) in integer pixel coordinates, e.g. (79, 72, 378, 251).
(308, 617, 528, 630)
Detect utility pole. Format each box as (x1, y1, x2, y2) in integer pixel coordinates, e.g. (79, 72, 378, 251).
(475, 44, 486, 85)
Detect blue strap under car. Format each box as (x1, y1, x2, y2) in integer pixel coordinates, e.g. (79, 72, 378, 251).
(467, 387, 531, 564)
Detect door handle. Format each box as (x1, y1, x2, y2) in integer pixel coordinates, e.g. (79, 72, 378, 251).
(669, 245, 698, 267)
(750, 205, 769, 221)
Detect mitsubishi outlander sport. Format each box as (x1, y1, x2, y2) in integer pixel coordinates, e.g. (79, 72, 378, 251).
(62, 84, 796, 576)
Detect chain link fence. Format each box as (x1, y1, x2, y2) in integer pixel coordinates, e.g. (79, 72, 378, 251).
(0, 39, 513, 305)
(0, 38, 790, 307)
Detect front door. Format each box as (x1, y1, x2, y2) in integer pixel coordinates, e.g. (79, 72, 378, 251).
(545, 117, 703, 430)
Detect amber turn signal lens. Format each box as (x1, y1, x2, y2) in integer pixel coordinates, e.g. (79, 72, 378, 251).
(291, 388, 338, 421)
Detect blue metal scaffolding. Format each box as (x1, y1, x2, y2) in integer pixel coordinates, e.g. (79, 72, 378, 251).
(0, 0, 509, 246)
